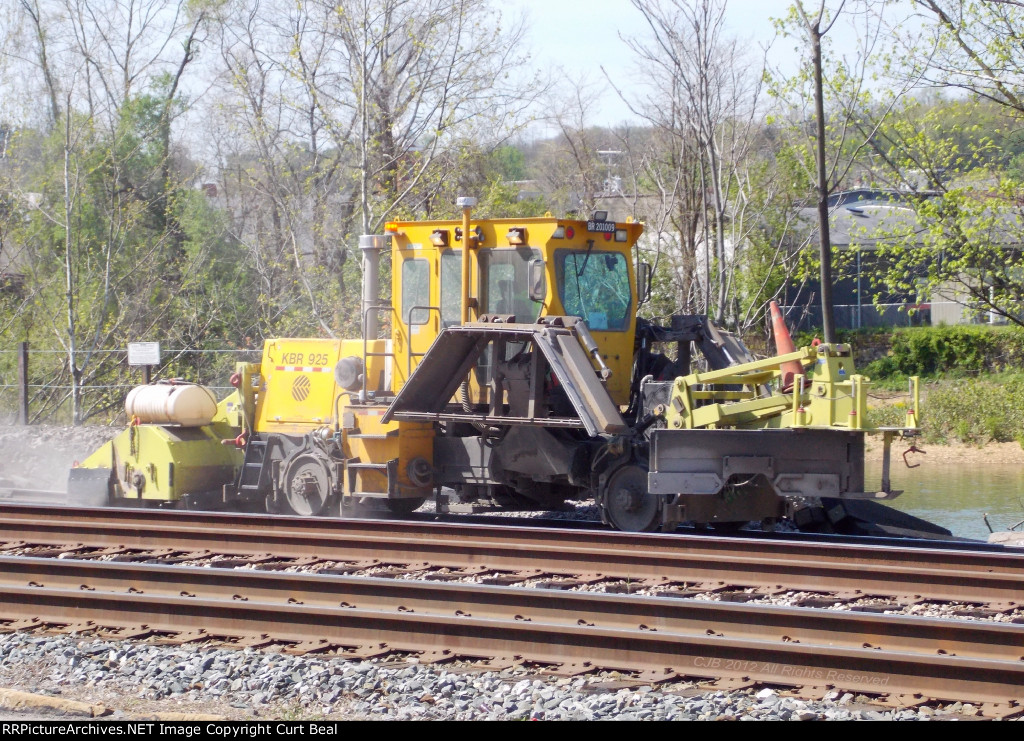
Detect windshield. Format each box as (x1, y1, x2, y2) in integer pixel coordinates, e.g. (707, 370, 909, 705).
(556, 249, 632, 331)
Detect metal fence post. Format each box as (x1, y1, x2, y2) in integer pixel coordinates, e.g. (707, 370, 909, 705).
(17, 341, 28, 425)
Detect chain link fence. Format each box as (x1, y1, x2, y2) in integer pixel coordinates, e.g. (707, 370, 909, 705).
(0, 346, 262, 425)
(777, 301, 987, 333)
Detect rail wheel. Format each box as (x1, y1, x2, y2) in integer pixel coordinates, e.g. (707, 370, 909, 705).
(280, 452, 332, 516)
(602, 464, 662, 532)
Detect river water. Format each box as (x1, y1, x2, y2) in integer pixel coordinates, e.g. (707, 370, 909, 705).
(865, 460, 1024, 541)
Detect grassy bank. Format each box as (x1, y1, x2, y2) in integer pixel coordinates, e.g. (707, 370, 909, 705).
(867, 373, 1024, 446)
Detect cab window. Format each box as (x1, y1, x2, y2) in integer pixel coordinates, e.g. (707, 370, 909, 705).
(475, 247, 543, 378)
(440, 251, 462, 328)
(479, 247, 544, 323)
(401, 258, 430, 325)
(556, 249, 632, 331)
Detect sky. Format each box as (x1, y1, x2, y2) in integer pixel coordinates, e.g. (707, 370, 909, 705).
(504, 0, 905, 131)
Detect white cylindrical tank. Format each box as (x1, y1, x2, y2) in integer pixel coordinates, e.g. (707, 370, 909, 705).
(125, 383, 218, 427)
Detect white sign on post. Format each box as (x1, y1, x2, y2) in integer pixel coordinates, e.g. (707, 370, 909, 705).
(127, 342, 161, 366)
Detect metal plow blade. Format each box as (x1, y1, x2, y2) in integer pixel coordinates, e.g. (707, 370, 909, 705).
(383, 319, 626, 436)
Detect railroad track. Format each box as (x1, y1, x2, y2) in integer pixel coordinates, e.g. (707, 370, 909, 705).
(0, 503, 1020, 607)
(2, 555, 1024, 709)
(0, 503, 1023, 712)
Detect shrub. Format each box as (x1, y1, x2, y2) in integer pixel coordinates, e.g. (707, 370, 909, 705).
(868, 325, 1024, 380)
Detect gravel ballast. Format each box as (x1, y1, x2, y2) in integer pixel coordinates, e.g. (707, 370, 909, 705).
(0, 630, 991, 721)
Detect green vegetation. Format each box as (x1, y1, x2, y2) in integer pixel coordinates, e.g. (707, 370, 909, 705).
(853, 325, 1024, 446)
(5, 1, 1024, 429)
(863, 325, 1024, 380)
(924, 374, 1024, 445)
(868, 373, 1024, 446)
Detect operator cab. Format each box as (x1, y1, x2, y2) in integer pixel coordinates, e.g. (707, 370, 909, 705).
(386, 213, 643, 405)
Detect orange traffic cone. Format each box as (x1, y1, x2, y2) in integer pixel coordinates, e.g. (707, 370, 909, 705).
(769, 301, 803, 392)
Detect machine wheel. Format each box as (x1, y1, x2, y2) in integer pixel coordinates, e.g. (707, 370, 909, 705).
(602, 464, 662, 532)
(280, 452, 333, 516)
(385, 497, 427, 515)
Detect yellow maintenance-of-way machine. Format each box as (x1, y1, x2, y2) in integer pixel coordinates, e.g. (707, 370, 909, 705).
(70, 198, 930, 534)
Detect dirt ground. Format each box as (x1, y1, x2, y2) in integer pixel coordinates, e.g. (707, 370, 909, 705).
(866, 435, 1024, 466)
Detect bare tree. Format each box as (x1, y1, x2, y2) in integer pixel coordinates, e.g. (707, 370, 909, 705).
(15, 0, 63, 127)
(1, 0, 217, 423)
(530, 77, 610, 219)
(327, 0, 539, 234)
(211, 0, 340, 336)
(210, 0, 541, 339)
(616, 0, 765, 326)
(616, 118, 705, 317)
(794, 0, 842, 341)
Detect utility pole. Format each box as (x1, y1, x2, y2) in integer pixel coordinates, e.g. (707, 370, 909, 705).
(798, 1, 838, 342)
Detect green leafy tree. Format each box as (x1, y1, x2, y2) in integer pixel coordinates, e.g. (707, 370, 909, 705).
(862, 101, 1024, 326)
(864, 2, 1024, 328)
(490, 146, 527, 182)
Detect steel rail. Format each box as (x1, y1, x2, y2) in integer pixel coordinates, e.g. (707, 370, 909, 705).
(5, 489, 1014, 552)
(1, 555, 1020, 661)
(0, 504, 1022, 605)
(0, 555, 1021, 705)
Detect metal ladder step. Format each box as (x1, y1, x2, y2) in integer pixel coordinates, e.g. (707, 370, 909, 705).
(238, 439, 269, 491)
